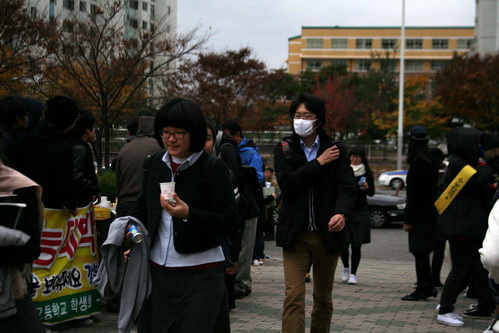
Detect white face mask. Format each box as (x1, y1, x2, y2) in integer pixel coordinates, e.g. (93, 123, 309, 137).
(293, 119, 316, 138)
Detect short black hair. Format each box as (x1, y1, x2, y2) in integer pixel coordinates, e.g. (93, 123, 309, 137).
(206, 118, 217, 139)
(219, 120, 242, 137)
(0, 95, 30, 127)
(45, 96, 79, 130)
(289, 94, 326, 126)
(154, 98, 207, 152)
(126, 116, 139, 136)
(70, 110, 95, 138)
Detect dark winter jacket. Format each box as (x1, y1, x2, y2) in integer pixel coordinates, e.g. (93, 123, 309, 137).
(273, 129, 357, 254)
(404, 155, 439, 253)
(16, 120, 77, 210)
(71, 137, 100, 207)
(439, 127, 493, 240)
(131, 151, 238, 254)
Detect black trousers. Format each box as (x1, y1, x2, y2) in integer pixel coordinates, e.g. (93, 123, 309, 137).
(439, 238, 494, 314)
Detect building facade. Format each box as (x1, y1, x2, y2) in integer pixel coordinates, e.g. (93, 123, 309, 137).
(476, 0, 499, 55)
(31, 0, 177, 106)
(287, 26, 475, 75)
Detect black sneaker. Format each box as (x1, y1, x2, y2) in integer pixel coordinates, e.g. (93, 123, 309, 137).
(462, 307, 492, 319)
(235, 290, 246, 299)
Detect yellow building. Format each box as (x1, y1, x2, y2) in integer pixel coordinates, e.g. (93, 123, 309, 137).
(287, 26, 475, 75)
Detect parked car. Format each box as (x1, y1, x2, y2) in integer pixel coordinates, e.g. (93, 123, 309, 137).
(367, 194, 406, 228)
(378, 170, 408, 190)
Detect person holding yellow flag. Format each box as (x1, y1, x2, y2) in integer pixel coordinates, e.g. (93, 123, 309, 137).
(436, 127, 495, 327)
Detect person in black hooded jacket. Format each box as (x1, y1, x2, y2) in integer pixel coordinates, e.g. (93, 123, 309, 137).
(436, 127, 495, 327)
(16, 96, 79, 214)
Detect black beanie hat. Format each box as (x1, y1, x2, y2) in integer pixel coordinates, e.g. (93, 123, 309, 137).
(45, 96, 79, 130)
(409, 125, 428, 141)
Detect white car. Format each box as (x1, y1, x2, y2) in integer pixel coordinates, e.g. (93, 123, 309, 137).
(378, 170, 408, 190)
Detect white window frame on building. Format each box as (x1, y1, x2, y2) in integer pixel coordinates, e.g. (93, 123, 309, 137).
(142, 21, 148, 30)
(381, 38, 398, 49)
(30, 6, 37, 18)
(79, 1, 86, 11)
(355, 38, 372, 49)
(143, 1, 148, 11)
(331, 59, 347, 67)
(406, 39, 423, 49)
(331, 39, 348, 49)
(457, 38, 474, 49)
(63, 0, 75, 10)
(431, 60, 448, 72)
(130, 0, 139, 10)
(306, 38, 324, 49)
(405, 60, 423, 72)
(432, 39, 449, 49)
(129, 18, 139, 29)
(306, 60, 322, 71)
(355, 60, 371, 71)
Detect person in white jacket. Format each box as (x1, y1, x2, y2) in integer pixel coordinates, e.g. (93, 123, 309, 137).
(480, 200, 499, 333)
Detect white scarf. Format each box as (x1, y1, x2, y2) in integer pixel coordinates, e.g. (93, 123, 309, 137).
(351, 163, 366, 177)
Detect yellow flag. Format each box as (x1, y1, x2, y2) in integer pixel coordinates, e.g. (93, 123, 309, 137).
(434, 165, 477, 215)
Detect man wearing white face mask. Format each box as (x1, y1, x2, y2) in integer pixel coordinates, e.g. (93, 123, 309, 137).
(274, 93, 357, 333)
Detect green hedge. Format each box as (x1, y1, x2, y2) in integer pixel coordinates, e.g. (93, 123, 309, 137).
(97, 168, 117, 203)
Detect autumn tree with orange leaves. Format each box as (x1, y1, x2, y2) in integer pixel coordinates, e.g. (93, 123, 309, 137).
(163, 48, 270, 128)
(0, 0, 49, 95)
(435, 54, 499, 133)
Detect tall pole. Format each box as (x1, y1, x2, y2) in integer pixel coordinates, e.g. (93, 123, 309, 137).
(397, 0, 406, 170)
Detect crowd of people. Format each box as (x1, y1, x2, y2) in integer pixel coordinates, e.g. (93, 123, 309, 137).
(0, 92, 498, 333)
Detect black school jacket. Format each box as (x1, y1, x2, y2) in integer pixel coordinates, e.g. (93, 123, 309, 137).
(131, 151, 238, 254)
(274, 130, 357, 254)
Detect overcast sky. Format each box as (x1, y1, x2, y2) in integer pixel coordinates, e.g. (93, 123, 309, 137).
(177, 0, 475, 70)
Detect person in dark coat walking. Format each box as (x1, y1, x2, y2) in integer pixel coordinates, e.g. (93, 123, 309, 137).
(436, 127, 495, 327)
(340, 146, 375, 285)
(401, 126, 439, 301)
(16, 96, 79, 213)
(69, 110, 100, 207)
(274, 93, 357, 333)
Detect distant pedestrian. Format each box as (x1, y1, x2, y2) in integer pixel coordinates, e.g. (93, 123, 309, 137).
(274, 93, 356, 333)
(69, 110, 100, 207)
(115, 116, 162, 217)
(0, 95, 30, 167)
(220, 120, 263, 299)
(401, 126, 439, 301)
(340, 146, 375, 285)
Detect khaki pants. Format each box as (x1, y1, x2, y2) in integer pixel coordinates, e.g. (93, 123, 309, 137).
(282, 232, 339, 333)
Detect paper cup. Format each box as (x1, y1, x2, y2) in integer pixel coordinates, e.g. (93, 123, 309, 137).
(160, 182, 175, 200)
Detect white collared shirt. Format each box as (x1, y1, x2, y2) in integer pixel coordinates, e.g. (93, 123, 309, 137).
(149, 151, 224, 267)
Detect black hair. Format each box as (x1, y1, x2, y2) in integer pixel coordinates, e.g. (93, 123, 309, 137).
(219, 120, 243, 138)
(0, 95, 30, 127)
(70, 110, 95, 138)
(349, 146, 372, 173)
(407, 138, 432, 165)
(205, 118, 217, 139)
(126, 116, 139, 136)
(154, 98, 207, 152)
(45, 96, 79, 131)
(265, 167, 274, 173)
(289, 93, 326, 126)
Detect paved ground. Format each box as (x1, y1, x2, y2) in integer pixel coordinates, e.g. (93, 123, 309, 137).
(47, 236, 493, 333)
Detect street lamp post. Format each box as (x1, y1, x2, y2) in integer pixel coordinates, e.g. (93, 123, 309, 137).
(397, 0, 406, 170)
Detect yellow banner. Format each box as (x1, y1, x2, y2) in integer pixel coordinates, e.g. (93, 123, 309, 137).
(32, 205, 102, 324)
(434, 165, 477, 215)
